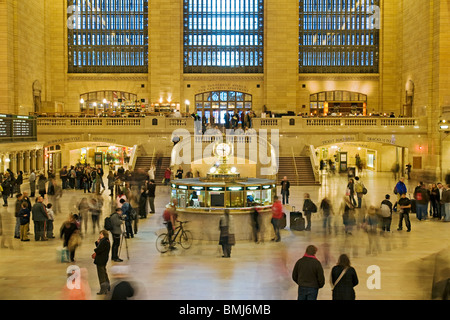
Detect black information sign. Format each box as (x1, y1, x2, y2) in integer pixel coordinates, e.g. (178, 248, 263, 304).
(0, 114, 36, 141)
(13, 118, 34, 137)
(0, 117, 12, 137)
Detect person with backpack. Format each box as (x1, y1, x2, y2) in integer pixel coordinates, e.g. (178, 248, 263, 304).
(105, 207, 124, 262)
(380, 194, 393, 232)
(320, 197, 333, 234)
(414, 182, 429, 221)
(302, 193, 317, 231)
(120, 199, 135, 239)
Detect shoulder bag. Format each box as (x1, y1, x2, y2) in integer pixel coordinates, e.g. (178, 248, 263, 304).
(331, 267, 349, 290)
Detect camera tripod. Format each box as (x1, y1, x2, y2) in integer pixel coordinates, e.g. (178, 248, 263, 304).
(118, 223, 130, 260)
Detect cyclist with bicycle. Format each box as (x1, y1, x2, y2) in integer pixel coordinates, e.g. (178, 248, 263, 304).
(163, 199, 178, 250)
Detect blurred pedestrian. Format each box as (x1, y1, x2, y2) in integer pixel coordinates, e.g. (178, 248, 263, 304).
(219, 209, 235, 258)
(107, 266, 136, 300)
(146, 179, 156, 214)
(271, 196, 283, 242)
(340, 197, 356, 235)
(77, 197, 90, 234)
(292, 245, 325, 300)
(29, 169, 36, 197)
(330, 254, 359, 300)
(60, 214, 79, 262)
(320, 197, 333, 234)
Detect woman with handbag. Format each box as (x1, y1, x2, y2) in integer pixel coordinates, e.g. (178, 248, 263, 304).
(330, 254, 359, 300)
(219, 209, 235, 258)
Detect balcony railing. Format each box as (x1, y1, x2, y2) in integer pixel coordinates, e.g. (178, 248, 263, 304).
(36, 116, 194, 132)
(254, 116, 424, 131)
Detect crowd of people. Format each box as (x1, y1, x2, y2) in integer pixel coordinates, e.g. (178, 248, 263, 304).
(0, 162, 161, 297)
(2, 160, 449, 299)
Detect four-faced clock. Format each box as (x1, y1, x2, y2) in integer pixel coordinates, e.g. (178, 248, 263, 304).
(215, 143, 232, 158)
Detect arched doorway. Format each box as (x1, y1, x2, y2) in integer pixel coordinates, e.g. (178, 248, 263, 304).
(194, 91, 253, 128)
(315, 141, 408, 176)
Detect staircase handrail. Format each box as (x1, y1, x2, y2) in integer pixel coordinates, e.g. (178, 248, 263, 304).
(291, 147, 300, 186)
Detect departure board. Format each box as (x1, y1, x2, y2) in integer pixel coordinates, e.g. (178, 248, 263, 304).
(0, 114, 36, 140)
(13, 118, 34, 137)
(0, 117, 12, 137)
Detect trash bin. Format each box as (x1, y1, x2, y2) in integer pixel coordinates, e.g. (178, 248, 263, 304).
(348, 167, 356, 178)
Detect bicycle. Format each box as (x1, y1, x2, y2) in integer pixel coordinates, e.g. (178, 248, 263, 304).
(156, 221, 193, 253)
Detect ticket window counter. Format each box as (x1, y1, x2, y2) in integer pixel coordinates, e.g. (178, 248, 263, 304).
(189, 187, 205, 208)
(227, 186, 244, 208)
(246, 186, 262, 206)
(173, 185, 188, 208)
(207, 187, 226, 207)
(261, 185, 275, 206)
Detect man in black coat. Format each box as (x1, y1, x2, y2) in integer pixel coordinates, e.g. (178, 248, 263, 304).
(292, 245, 325, 300)
(280, 176, 290, 205)
(146, 179, 156, 214)
(94, 230, 111, 295)
(31, 196, 48, 241)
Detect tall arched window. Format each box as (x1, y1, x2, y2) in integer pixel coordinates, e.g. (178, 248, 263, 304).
(183, 0, 264, 73)
(299, 0, 380, 73)
(67, 0, 149, 73)
(195, 91, 253, 125)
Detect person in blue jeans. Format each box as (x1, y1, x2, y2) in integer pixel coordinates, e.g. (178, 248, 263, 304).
(414, 182, 429, 221)
(292, 245, 325, 300)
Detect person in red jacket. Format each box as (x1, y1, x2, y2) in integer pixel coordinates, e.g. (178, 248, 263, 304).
(271, 196, 284, 242)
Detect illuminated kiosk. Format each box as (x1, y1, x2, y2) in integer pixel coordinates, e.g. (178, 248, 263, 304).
(171, 141, 277, 241)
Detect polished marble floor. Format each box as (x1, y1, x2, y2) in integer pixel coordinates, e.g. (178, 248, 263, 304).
(0, 171, 448, 300)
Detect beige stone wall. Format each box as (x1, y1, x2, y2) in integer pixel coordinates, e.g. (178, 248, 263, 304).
(2, 0, 450, 175)
(3, 0, 447, 116)
(0, 0, 50, 115)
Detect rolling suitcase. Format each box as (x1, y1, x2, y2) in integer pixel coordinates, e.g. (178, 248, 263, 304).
(290, 207, 305, 231)
(280, 213, 287, 229)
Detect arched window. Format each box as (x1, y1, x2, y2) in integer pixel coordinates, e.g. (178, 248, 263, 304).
(299, 0, 379, 73)
(183, 0, 264, 73)
(195, 91, 253, 125)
